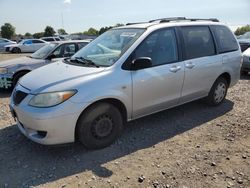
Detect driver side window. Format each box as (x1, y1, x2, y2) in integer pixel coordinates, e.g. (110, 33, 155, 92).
(134, 28, 178, 66)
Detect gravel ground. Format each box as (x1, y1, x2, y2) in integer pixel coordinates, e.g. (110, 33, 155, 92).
(0, 53, 249, 188)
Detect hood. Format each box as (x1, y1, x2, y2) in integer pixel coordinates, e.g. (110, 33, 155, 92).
(0, 56, 44, 68)
(243, 47, 250, 56)
(19, 61, 106, 93)
(238, 39, 250, 44)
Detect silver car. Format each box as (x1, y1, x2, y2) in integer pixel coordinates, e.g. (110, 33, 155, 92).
(10, 18, 242, 149)
(0, 38, 16, 52)
(4, 39, 48, 53)
(0, 40, 89, 89)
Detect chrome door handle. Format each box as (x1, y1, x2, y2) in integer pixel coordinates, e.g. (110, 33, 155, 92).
(185, 62, 195, 69)
(169, 65, 181, 73)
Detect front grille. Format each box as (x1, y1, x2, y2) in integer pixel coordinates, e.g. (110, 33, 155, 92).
(5, 47, 10, 52)
(13, 90, 28, 105)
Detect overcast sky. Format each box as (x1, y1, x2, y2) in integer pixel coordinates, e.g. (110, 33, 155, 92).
(0, 0, 249, 34)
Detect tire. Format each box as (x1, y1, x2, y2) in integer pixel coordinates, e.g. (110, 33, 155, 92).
(76, 103, 123, 149)
(206, 77, 228, 106)
(11, 47, 21, 53)
(12, 72, 28, 87)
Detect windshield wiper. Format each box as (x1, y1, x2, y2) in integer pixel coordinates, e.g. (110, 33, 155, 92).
(70, 57, 100, 68)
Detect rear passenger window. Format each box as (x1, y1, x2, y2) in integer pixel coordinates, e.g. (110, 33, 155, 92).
(212, 25, 238, 53)
(181, 26, 215, 59)
(134, 28, 178, 66)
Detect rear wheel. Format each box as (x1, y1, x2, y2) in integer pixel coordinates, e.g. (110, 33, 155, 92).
(206, 77, 228, 106)
(11, 47, 21, 53)
(76, 103, 123, 149)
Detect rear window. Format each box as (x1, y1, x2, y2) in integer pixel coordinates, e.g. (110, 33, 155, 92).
(181, 26, 216, 60)
(212, 25, 239, 53)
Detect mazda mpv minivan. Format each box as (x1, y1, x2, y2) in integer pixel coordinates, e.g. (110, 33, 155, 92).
(10, 18, 242, 149)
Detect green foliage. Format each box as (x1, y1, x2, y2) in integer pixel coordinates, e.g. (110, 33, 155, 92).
(99, 26, 113, 35)
(235, 25, 250, 36)
(58, 28, 67, 35)
(44, 26, 56, 37)
(33, 32, 44, 39)
(24, 32, 32, 38)
(0, 23, 15, 39)
(98, 23, 124, 35)
(83, 27, 99, 35)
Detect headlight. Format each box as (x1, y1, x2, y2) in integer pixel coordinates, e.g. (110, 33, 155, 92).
(0, 68, 8, 74)
(29, 90, 77, 107)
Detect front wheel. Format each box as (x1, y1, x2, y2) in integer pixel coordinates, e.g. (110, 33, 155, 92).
(206, 77, 228, 106)
(76, 103, 123, 149)
(11, 47, 21, 53)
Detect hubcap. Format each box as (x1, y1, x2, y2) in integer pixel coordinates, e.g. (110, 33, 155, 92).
(92, 115, 113, 139)
(214, 82, 226, 103)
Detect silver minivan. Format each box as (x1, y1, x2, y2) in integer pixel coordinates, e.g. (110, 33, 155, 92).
(10, 18, 242, 149)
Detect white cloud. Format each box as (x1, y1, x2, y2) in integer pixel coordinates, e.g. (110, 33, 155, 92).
(63, 0, 71, 4)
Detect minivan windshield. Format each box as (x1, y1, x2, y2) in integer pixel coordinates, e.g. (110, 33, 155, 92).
(70, 28, 145, 67)
(31, 43, 58, 59)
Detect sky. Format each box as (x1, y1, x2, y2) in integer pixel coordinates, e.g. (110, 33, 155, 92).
(0, 0, 249, 34)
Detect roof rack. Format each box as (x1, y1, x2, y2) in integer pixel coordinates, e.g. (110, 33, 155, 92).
(126, 17, 219, 26)
(126, 22, 148, 26)
(158, 17, 219, 23)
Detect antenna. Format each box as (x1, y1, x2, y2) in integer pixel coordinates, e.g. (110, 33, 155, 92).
(61, 12, 64, 29)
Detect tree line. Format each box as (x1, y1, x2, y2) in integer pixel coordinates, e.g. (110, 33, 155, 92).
(0, 23, 124, 40)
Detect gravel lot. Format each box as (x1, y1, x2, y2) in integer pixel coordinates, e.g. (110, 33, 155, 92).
(0, 53, 249, 188)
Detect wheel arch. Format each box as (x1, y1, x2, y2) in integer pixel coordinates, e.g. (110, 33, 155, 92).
(218, 72, 231, 86)
(75, 98, 128, 140)
(12, 69, 31, 82)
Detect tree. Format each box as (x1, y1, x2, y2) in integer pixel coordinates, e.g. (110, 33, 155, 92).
(99, 26, 112, 35)
(98, 23, 124, 35)
(0, 23, 15, 39)
(33, 32, 44, 39)
(235, 25, 250, 36)
(24, 32, 32, 38)
(44, 26, 56, 37)
(83, 27, 98, 35)
(57, 28, 67, 35)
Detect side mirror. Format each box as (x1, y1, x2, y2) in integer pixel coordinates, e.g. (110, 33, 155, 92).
(47, 54, 56, 60)
(132, 57, 152, 70)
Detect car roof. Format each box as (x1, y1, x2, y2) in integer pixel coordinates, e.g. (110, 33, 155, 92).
(115, 18, 225, 30)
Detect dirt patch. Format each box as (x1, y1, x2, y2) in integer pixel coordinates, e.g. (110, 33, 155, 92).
(0, 54, 249, 188)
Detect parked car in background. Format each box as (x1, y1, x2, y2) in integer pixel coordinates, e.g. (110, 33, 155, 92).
(241, 47, 250, 75)
(4, 39, 48, 53)
(40, 37, 61, 42)
(9, 18, 241, 149)
(0, 40, 89, 89)
(237, 31, 250, 52)
(0, 38, 16, 52)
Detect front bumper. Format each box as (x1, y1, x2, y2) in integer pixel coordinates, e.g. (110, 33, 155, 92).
(0, 74, 13, 89)
(10, 84, 90, 145)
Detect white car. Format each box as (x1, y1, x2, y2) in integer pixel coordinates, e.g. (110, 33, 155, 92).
(241, 47, 250, 74)
(0, 38, 16, 52)
(5, 39, 48, 53)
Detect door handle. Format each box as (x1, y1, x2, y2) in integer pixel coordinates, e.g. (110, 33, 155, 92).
(185, 62, 195, 69)
(169, 65, 181, 73)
